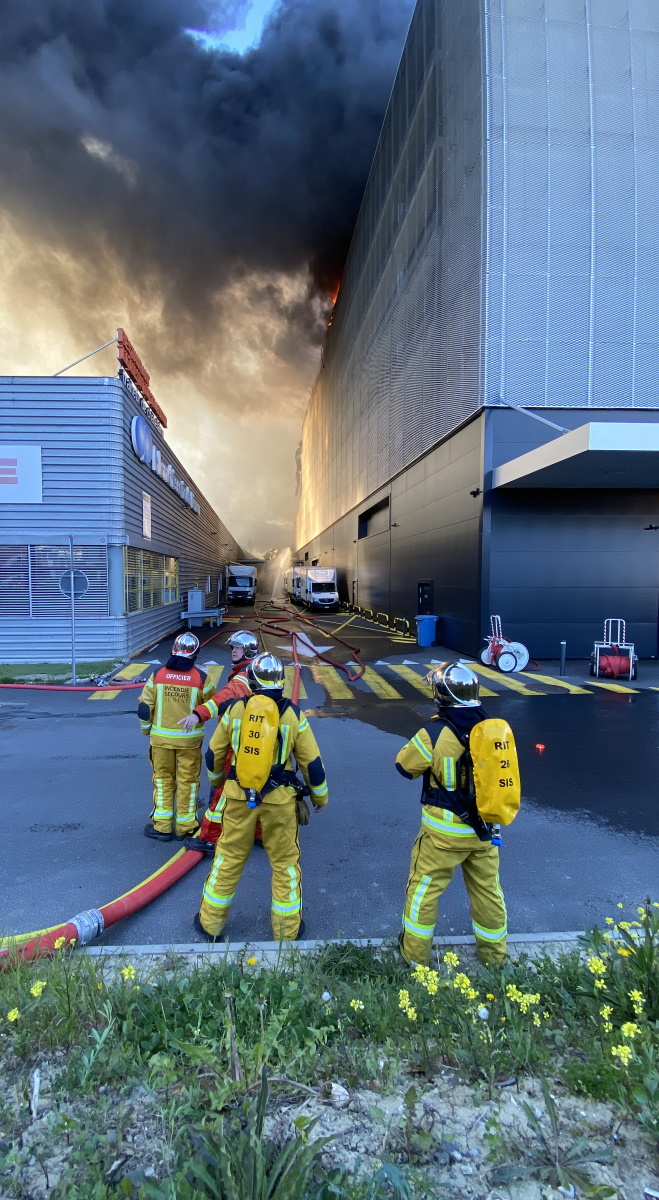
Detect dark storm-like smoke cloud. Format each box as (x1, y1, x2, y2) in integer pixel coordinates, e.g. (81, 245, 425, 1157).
(0, 0, 414, 368)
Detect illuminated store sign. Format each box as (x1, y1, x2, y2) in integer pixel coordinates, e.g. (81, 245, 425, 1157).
(130, 416, 200, 514)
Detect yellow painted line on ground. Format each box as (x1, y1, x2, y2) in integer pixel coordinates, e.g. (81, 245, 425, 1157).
(360, 666, 402, 699)
(113, 662, 150, 681)
(88, 689, 121, 701)
(310, 663, 353, 699)
(524, 672, 592, 695)
(204, 665, 224, 688)
(586, 680, 639, 694)
(387, 664, 433, 696)
(423, 665, 498, 698)
(284, 665, 308, 700)
(328, 614, 358, 636)
(465, 662, 545, 696)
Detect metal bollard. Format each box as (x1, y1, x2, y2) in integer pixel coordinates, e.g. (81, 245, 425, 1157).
(560, 641, 567, 676)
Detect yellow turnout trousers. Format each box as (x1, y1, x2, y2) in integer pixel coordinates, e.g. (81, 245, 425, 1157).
(402, 828, 507, 966)
(199, 790, 301, 940)
(149, 744, 202, 834)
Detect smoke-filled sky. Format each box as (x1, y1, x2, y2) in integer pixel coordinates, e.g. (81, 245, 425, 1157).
(0, 0, 413, 552)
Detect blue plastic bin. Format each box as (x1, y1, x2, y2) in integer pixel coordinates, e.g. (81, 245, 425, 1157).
(415, 614, 438, 647)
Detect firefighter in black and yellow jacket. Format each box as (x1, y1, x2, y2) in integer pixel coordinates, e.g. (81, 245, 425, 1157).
(195, 653, 328, 942)
(138, 633, 217, 841)
(396, 662, 508, 968)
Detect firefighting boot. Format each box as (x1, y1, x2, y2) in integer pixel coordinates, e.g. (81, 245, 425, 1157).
(183, 835, 215, 854)
(143, 823, 173, 842)
(193, 912, 224, 942)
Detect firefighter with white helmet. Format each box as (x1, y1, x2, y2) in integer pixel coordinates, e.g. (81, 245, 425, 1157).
(178, 630, 260, 853)
(194, 653, 328, 941)
(137, 632, 217, 840)
(396, 662, 510, 967)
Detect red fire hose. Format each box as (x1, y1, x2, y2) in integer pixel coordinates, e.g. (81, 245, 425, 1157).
(0, 846, 204, 966)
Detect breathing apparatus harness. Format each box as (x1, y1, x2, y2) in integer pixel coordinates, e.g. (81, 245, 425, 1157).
(229, 696, 309, 810)
(420, 707, 520, 846)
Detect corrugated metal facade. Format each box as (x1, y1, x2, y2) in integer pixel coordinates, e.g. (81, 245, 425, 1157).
(0, 375, 242, 663)
(297, 0, 659, 548)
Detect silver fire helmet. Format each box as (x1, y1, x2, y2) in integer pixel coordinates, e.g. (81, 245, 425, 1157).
(425, 661, 480, 708)
(226, 630, 259, 659)
(172, 632, 200, 659)
(247, 653, 285, 693)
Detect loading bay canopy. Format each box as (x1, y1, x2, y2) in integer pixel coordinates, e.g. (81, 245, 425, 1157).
(493, 422, 659, 489)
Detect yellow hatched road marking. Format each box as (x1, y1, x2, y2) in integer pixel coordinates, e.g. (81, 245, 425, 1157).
(387, 664, 433, 696)
(330, 614, 358, 636)
(465, 662, 545, 696)
(587, 680, 639, 694)
(284, 665, 308, 700)
(88, 689, 121, 701)
(360, 666, 402, 699)
(524, 672, 591, 695)
(113, 662, 150, 680)
(310, 663, 353, 699)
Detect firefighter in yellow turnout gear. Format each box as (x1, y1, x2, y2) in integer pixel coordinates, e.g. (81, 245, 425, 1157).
(195, 654, 328, 942)
(137, 633, 217, 841)
(397, 662, 510, 967)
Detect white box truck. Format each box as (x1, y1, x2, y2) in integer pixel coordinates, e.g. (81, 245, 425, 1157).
(301, 567, 339, 610)
(225, 563, 257, 604)
(284, 565, 303, 603)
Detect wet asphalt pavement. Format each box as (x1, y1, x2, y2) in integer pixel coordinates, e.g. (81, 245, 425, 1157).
(1, 619, 658, 946)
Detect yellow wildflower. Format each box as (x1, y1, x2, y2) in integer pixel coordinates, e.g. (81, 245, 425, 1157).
(621, 1022, 640, 1040)
(30, 981, 47, 998)
(629, 990, 644, 1014)
(97, 982, 104, 990)
(617, 903, 623, 909)
(637, 907, 645, 916)
(543, 1012, 550, 1020)
(405, 1006, 417, 1021)
(506, 984, 523, 1002)
(7, 1009, 19, 1022)
(653, 903, 659, 909)
(443, 951, 460, 969)
(532, 1013, 541, 1027)
(594, 980, 606, 990)
(603, 934, 612, 942)
(120, 965, 136, 981)
(398, 989, 410, 1010)
(486, 993, 495, 1001)
(600, 1005, 613, 1019)
(453, 973, 472, 994)
(618, 922, 631, 931)
(247, 957, 257, 965)
(349, 999, 364, 1011)
(586, 956, 607, 976)
(518, 992, 541, 1013)
(605, 917, 614, 925)
(611, 1044, 632, 1066)
(467, 988, 478, 1001)
(53, 936, 66, 950)
(617, 947, 632, 957)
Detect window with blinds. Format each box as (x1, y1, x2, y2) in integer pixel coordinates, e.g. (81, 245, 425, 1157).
(123, 548, 179, 613)
(0, 546, 108, 617)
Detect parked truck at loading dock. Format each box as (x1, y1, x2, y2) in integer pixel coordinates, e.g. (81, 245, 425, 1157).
(225, 563, 257, 604)
(300, 567, 339, 611)
(284, 565, 303, 604)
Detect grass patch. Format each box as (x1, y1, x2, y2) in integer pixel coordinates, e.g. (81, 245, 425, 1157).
(0, 901, 657, 1197)
(0, 661, 121, 683)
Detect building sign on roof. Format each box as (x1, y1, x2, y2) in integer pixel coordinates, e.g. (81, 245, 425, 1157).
(0, 445, 42, 503)
(117, 328, 167, 428)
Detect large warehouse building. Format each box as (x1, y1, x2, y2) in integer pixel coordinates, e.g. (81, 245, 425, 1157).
(295, 0, 659, 658)
(0, 341, 243, 664)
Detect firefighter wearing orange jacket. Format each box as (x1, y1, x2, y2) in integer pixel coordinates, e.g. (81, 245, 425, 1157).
(137, 633, 216, 841)
(179, 631, 259, 853)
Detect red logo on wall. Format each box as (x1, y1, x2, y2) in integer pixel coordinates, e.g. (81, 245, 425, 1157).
(0, 458, 18, 485)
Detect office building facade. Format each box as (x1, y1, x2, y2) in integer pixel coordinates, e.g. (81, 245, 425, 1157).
(0, 373, 242, 664)
(296, 0, 659, 657)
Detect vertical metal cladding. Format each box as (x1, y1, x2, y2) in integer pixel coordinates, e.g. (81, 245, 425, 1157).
(297, 0, 659, 549)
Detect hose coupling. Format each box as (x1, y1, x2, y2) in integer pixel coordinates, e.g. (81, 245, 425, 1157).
(69, 909, 105, 946)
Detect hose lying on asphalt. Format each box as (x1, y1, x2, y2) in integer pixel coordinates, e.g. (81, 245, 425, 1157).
(0, 846, 205, 967)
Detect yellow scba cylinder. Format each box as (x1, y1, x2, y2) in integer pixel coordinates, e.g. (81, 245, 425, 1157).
(470, 718, 520, 825)
(235, 695, 280, 792)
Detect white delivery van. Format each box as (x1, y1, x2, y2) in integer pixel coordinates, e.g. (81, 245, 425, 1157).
(225, 564, 257, 604)
(301, 567, 339, 610)
(284, 566, 303, 603)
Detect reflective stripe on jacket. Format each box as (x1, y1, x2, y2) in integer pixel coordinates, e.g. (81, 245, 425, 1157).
(193, 662, 252, 723)
(395, 720, 478, 848)
(138, 665, 216, 748)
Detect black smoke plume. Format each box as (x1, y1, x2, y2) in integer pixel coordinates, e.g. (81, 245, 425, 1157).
(0, 0, 413, 370)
